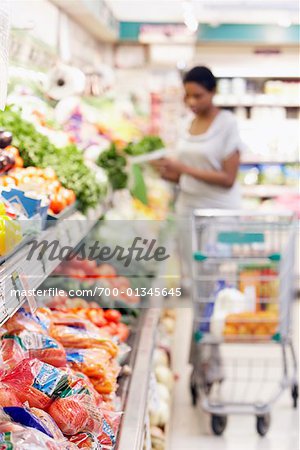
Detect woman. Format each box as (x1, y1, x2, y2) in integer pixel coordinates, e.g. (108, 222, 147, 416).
(158, 66, 243, 210)
(156, 66, 245, 387)
(157, 66, 244, 284)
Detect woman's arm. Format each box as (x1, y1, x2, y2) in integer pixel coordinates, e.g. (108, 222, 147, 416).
(158, 151, 240, 188)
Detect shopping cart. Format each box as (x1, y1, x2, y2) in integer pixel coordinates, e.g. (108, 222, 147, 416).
(189, 210, 298, 436)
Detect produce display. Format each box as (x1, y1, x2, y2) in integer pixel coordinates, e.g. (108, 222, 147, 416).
(0, 109, 104, 212)
(0, 167, 76, 215)
(123, 135, 164, 156)
(0, 65, 173, 450)
(97, 143, 128, 191)
(52, 257, 141, 306)
(0, 302, 128, 448)
(0, 202, 23, 256)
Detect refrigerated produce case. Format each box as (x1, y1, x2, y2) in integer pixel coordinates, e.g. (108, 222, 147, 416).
(0, 196, 172, 449)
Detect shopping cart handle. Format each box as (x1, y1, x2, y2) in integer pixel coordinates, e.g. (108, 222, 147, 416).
(193, 252, 281, 261)
(193, 252, 207, 261)
(268, 253, 281, 262)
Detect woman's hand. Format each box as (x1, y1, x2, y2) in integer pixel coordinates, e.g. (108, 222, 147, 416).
(157, 157, 186, 174)
(152, 158, 183, 183)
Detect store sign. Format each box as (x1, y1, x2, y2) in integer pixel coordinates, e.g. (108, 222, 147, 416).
(139, 24, 196, 44)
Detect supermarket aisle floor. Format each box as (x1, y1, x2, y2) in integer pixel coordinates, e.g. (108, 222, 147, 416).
(169, 306, 299, 450)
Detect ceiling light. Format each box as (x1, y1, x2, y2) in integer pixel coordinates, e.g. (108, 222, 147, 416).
(182, 1, 198, 33)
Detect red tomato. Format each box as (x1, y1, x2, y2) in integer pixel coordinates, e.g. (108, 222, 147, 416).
(50, 194, 67, 215)
(104, 310, 122, 324)
(86, 309, 107, 328)
(96, 264, 116, 278)
(60, 188, 76, 206)
(116, 322, 130, 342)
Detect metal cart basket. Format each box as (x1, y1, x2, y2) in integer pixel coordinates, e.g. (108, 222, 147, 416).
(190, 209, 298, 436)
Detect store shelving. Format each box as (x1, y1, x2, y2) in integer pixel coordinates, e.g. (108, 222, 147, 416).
(214, 94, 300, 108)
(242, 185, 298, 198)
(117, 308, 161, 450)
(0, 203, 105, 326)
(241, 160, 299, 165)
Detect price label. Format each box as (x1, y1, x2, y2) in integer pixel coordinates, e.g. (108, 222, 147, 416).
(11, 269, 37, 313)
(0, 280, 7, 324)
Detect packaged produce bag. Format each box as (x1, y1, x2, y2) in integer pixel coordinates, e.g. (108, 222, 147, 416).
(1, 330, 66, 369)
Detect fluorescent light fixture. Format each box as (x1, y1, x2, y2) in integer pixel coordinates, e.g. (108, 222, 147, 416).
(182, 1, 198, 33)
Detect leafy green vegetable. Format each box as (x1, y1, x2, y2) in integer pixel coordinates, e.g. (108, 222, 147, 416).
(124, 135, 164, 156)
(0, 107, 103, 212)
(97, 143, 128, 190)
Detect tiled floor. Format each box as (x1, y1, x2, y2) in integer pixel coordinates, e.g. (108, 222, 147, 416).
(169, 306, 299, 450)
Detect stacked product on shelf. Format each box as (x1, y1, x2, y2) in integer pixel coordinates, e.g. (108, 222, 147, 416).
(0, 300, 129, 449)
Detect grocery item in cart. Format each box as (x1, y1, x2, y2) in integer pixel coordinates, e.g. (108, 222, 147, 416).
(223, 311, 279, 338)
(1, 330, 66, 369)
(210, 288, 251, 339)
(239, 264, 279, 312)
(200, 280, 226, 333)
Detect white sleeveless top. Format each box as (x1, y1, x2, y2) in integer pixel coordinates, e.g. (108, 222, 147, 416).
(175, 110, 245, 213)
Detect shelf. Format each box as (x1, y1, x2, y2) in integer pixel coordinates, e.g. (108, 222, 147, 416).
(242, 185, 298, 198)
(0, 204, 104, 326)
(49, 0, 118, 42)
(241, 160, 299, 165)
(117, 307, 161, 450)
(215, 94, 300, 108)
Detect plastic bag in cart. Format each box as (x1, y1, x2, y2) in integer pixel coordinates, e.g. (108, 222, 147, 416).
(1, 330, 67, 369)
